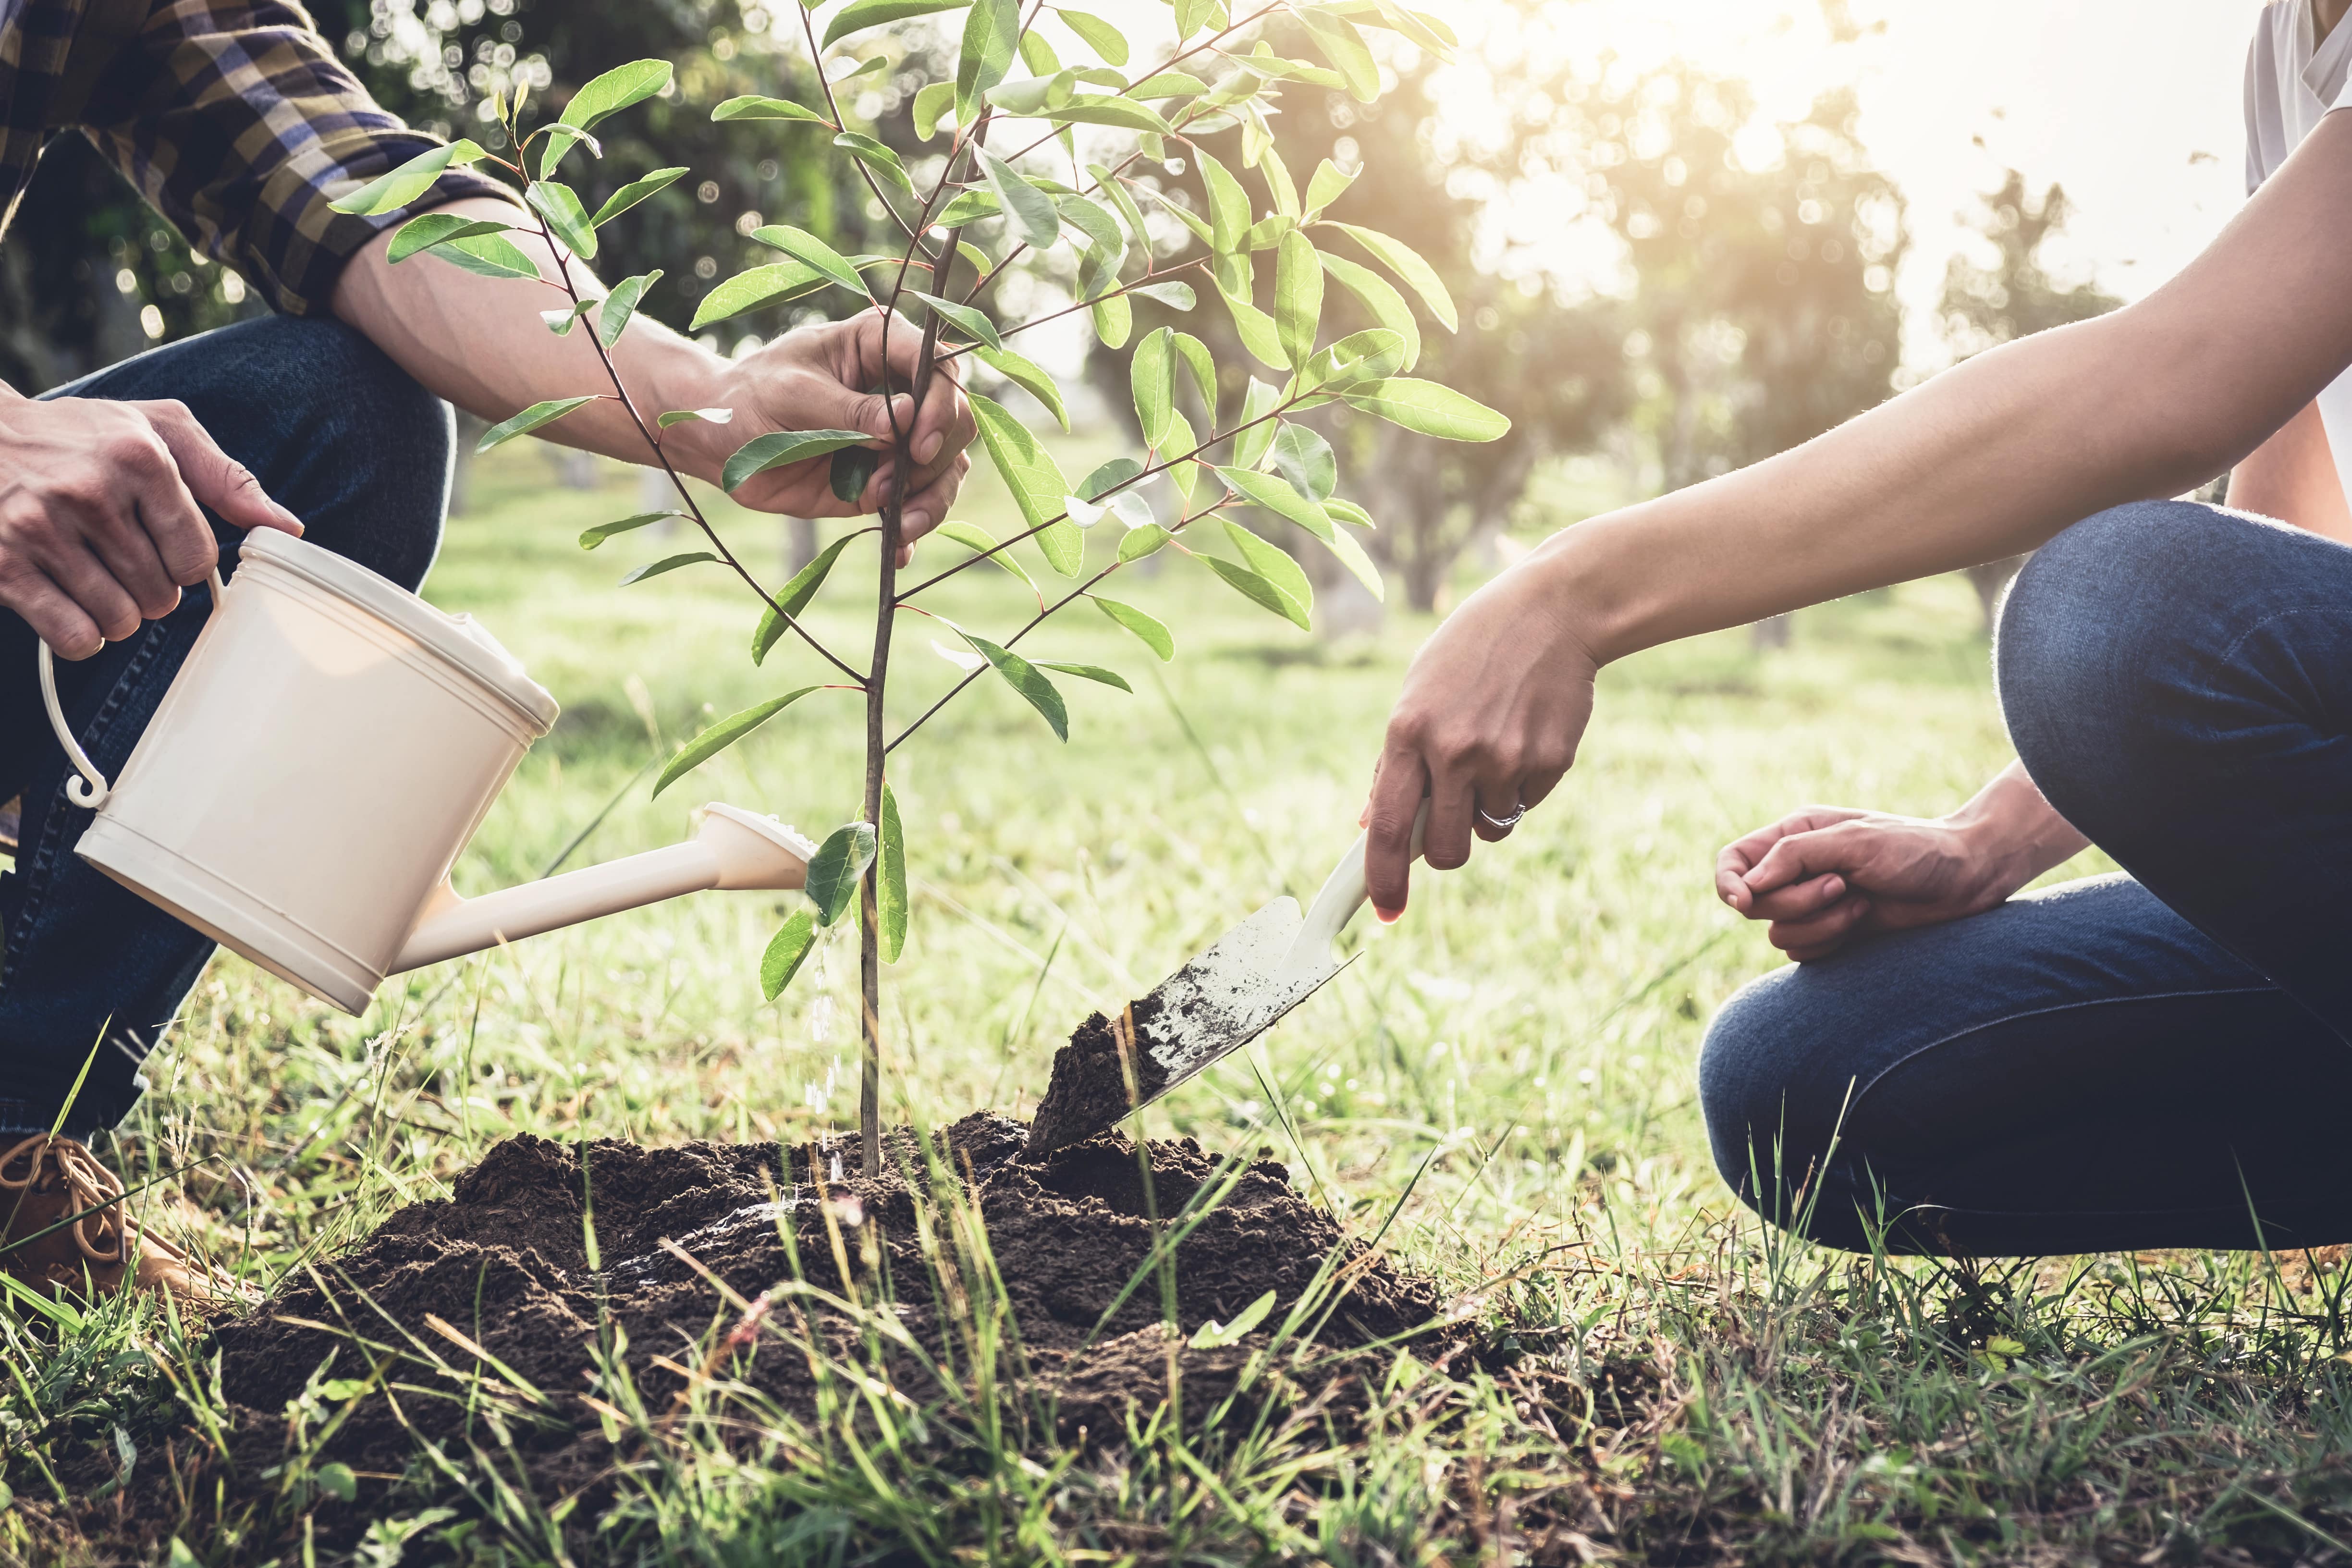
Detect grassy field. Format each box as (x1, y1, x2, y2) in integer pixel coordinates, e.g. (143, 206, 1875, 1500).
(14, 437, 2352, 1566)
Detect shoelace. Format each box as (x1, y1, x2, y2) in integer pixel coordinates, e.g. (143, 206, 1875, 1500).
(0, 1134, 127, 1264)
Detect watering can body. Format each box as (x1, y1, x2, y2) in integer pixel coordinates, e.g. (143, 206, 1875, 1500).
(47, 527, 812, 1016)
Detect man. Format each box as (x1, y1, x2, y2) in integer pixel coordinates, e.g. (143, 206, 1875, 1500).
(1363, 0, 2352, 1258)
(0, 0, 972, 1298)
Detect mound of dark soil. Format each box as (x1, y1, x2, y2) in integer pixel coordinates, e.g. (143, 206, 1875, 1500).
(1024, 995, 1171, 1157)
(197, 1115, 1441, 1515)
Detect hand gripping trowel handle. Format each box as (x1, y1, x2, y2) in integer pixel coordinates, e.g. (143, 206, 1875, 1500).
(1274, 800, 1430, 984)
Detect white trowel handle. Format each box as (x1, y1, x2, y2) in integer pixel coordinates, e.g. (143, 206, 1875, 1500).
(1280, 800, 1428, 978)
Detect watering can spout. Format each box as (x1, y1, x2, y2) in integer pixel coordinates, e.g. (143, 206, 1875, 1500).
(390, 804, 815, 976)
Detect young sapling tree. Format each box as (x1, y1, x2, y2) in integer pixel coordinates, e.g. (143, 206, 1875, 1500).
(334, 0, 1505, 1176)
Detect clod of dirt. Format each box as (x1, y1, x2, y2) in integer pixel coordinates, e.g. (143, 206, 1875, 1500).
(1023, 993, 1171, 1158)
(155, 1113, 1441, 1548)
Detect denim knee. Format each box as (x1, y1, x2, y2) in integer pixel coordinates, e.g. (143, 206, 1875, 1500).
(237, 317, 452, 591)
(1698, 967, 1836, 1219)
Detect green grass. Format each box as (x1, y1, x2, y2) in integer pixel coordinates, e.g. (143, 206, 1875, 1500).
(12, 441, 2352, 1565)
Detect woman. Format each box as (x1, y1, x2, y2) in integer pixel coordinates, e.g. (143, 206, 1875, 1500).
(1364, 0, 2352, 1257)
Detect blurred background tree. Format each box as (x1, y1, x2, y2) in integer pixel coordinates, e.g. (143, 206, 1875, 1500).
(1938, 162, 2121, 627)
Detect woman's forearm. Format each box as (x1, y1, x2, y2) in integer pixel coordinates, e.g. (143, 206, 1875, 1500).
(1540, 111, 2352, 665)
(1949, 761, 2090, 895)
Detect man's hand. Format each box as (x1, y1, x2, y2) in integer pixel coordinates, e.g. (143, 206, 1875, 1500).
(666, 307, 976, 567)
(1715, 764, 2090, 961)
(0, 392, 302, 660)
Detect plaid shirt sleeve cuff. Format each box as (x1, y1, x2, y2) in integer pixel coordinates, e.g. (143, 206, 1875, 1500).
(268, 150, 521, 317)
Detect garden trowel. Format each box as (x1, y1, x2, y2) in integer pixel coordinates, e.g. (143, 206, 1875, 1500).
(1024, 807, 1427, 1155)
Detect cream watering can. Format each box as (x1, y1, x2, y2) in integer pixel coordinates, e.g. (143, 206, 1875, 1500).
(37, 527, 816, 1016)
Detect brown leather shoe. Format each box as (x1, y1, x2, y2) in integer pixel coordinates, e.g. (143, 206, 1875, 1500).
(0, 1134, 251, 1305)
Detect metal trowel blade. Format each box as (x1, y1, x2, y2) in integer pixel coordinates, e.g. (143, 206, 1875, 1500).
(1118, 897, 1347, 1115)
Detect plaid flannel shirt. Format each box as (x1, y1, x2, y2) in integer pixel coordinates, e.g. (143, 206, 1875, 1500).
(1, 0, 510, 316)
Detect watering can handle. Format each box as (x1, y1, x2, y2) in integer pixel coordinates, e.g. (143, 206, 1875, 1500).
(37, 564, 227, 810)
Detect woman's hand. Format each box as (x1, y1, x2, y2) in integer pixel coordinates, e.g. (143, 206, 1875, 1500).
(1716, 763, 2089, 960)
(692, 307, 975, 565)
(1363, 545, 1600, 919)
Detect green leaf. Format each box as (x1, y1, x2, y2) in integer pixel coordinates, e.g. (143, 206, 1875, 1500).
(749, 225, 870, 295)
(654, 687, 821, 796)
(1194, 147, 1250, 252)
(1272, 424, 1336, 501)
(1325, 496, 1376, 530)
(934, 189, 1002, 226)
(832, 447, 880, 504)
(579, 510, 684, 549)
(541, 300, 595, 335)
(1189, 1287, 1275, 1348)
(1118, 523, 1171, 562)
(1319, 516, 1384, 600)
(878, 784, 908, 963)
(1129, 71, 1209, 99)
(1299, 11, 1378, 101)
(753, 532, 860, 663)
(1129, 280, 1196, 311)
(1222, 520, 1313, 614)
(711, 94, 832, 123)
(527, 184, 597, 257)
(1330, 222, 1457, 331)
(1318, 251, 1420, 368)
(315, 1463, 358, 1503)
(723, 429, 875, 492)
(1174, 0, 1221, 42)
(832, 53, 890, 83)
(657, 406, 733, 428)
(1036, 660, 1131, 692)
(1173, 332, 1218, 418)
(1304, 326, 1409, 391)
(805, 822, 877, 926)
(1216, 279, 1286, 371)
(835, 132, 915, 197)
(425, 232, 542, 281)
(911, 291, 1002, 349)
(597, 270, 661, 349)
(1043, 97, 1169, 134)
(388, 212, 510, 264)
(825, 0, 967, 46)
(1338, 378, 1510, 441)
(1131, 325, 1174, 446)
(328, 140, 480, 215)
(954, 625, 1068, 739)
(914, 81, 957, 139)
(956, 0, 1021, 122)
(1230, 377, 1283, 468)
(1304, 157, 1357, 216)
(689, 261, 829, 330)
(762, 910, 820, 999)
(936, 519, 1037, 591)
(1059, 8, 1128, 63)
(1090, 593, 1174, 659)
(478, 396, 597, 453)
(971, 392, 1080, 574)
(1092, 291, 1133, 349)
(1164, 411, 1199, 501)
(591, 166, 688, 225)
(1021, 28, 1062, 73)
(977, 148, 1060, 249)
(1077, 456, 1144, 500)
(1218, 465, 1333, 539)
(1274, 228, 1323, 370)
(987, 71, 1077, 115)
(1202, 554, 1307, 629)
(974, 345, 1068, 430)
(564, 59, 673, 130)
(621, 551, 719, 585)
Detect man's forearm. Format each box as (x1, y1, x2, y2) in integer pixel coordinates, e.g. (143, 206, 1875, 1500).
(1531, 111, 2352, 667)
(328, 196, 737, 483)
(1948, 761, 2090, 896)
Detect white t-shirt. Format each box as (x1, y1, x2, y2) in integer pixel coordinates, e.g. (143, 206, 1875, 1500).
(2248, 0, 2352, 492)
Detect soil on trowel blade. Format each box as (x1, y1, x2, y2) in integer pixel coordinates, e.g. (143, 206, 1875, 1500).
(1024, 992, 1172, 1157)
(76, 1113, 1445, 1555)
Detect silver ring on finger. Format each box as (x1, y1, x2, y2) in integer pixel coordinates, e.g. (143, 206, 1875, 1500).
(1476, 797, 1527, 830)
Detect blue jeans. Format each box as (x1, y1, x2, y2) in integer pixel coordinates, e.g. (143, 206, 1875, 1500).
(1702, 501, 2352, 1256)
(0, 317, 451, 1136)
